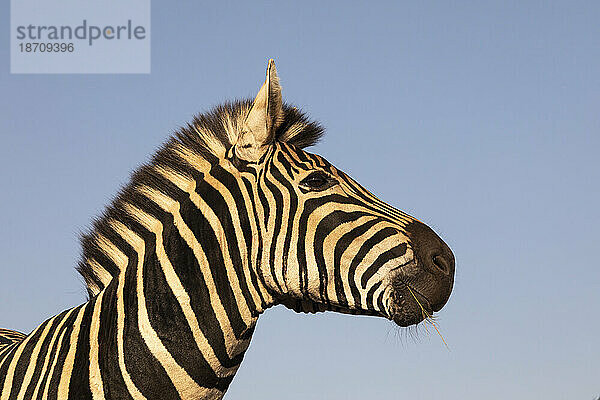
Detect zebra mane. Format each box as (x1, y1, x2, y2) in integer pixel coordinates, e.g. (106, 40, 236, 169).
(77, 99, 324, 297)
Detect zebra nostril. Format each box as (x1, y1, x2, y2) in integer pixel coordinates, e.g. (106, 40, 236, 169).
(432, 254, 450, 275)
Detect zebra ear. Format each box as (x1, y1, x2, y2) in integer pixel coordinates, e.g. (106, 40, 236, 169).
(235, 59, 284, 162)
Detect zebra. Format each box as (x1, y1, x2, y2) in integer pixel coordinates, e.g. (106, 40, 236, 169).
(0, 59, 455, 399)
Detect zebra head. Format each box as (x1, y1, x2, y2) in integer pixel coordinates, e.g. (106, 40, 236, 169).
(230, 60, 455, 327)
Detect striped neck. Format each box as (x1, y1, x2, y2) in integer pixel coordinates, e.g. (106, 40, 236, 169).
(79, 147, 281, 395)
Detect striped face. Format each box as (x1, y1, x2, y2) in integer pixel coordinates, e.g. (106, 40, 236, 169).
(225, 60, 455, 327)
(246, 142, 455, 326)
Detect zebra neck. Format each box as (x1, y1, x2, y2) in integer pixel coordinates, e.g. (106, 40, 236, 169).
(78, 155, 286, 394)
(117, 179, 270, 354)
(92, 197, 263, 395)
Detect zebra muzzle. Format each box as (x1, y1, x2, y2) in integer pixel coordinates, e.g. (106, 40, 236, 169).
(387, 221, 455, 326)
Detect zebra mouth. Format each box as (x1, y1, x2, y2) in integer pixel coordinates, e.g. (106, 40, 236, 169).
(389, 279, 434, 327)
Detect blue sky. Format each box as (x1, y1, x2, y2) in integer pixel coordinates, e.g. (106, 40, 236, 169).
(1, 1, 598, 399)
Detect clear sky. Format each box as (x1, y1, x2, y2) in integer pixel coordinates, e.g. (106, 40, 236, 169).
(1, 1, 598, 399)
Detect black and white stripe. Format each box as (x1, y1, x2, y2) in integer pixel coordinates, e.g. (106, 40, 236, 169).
(0, 60, 454, 399)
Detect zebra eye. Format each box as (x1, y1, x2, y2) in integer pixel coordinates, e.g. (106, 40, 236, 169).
(300, 172, 333, 191)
